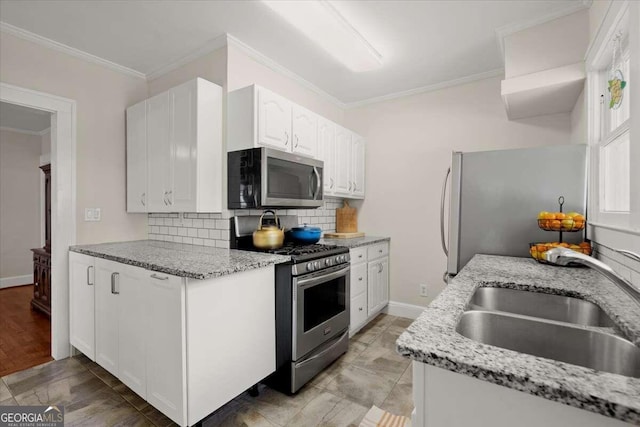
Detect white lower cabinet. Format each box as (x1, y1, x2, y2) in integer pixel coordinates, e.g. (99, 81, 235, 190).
(349, 242, 390, 335)
(69, 252, 276, 427)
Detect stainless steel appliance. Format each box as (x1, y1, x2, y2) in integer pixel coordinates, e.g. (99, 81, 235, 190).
(231, 215, 349, 393)
(228, 147, 323, 209)
(441, 144, 588, 283)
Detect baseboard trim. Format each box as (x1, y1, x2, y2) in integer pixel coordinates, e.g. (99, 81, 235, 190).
(384, 301, 426, 320)
(0, 275, 32, 289)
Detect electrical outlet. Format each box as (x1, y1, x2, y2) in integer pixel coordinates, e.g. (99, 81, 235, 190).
(84, 208, 102, 222)
(419, 284, 428, 297)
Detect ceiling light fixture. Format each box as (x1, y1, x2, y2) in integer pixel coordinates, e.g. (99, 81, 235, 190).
(262, 0, 383, 72)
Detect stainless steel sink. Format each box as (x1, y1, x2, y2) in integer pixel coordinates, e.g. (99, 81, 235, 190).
(456, 310, 640, 378)
(468, 287, 615, 327)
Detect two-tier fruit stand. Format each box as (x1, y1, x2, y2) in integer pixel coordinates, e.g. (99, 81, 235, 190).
(529, 196, 591, 264)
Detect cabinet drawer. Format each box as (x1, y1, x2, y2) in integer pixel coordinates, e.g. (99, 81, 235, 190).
(367, 242, 389, 260)
(351, 263, 367, 297)
(350, 247, 367, 264)
(350, 292, 367, 331)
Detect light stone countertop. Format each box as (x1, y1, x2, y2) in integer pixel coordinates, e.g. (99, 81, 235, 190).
(319, 236, 390, 249)
(396, 254, 640, 424)
(69, 240, 290, 280)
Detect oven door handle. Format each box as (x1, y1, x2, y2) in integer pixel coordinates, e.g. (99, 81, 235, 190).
(295, 330, 349, 368)
(297, 265, 350, 289)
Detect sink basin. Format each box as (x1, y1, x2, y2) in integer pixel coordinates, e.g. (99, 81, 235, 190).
(456, 310, 640, 378)
(468, 287, 615, 327)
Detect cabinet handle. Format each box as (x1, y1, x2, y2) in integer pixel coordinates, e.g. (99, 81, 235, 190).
(295, 135, 299, 148)
(150, 273, 169, 281)
(358, 277, 363, 281)
(141, 192, 146, 206)
(353, 183, 357, 191)
(358, 254, 363, 259)
(284, 131, 289, 146)
(379, 249, 383, 253)
(330, 178, 334, 189)
(87, 266, 94, 286)
(378, 264, 383, 273)
(359, 307, 363, 311)
(163, 191, 168, 205)
(168, 190, 173, 206)
(111, 272, 120, 295)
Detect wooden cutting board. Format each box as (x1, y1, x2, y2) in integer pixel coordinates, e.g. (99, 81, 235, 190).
(336, 200, 357, 233)
(324, 232, 365, 239)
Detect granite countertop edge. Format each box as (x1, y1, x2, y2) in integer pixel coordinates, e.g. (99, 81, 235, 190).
(69, 240, 290, 280)
(396, 254, 640, 424)
(319, 235, 390, 248)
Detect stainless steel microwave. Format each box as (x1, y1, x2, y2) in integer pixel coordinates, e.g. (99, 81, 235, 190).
(228, 147, 323, 209)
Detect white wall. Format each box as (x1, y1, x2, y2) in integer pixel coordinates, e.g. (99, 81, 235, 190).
(570, 89, 587, 145)
(0, 129, 42, 280)
(0, 32, 149, 244)
(344, 76, 574, 306)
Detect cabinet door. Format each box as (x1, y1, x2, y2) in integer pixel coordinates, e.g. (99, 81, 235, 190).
(147, 272, 186, 426)
(350, 292, 367, 332)
(351, 134, 365, 199)
(351, 262, 367, 297)
(380, 257, 389, 307)
(334, 126, 352, 196)
(318, 118, 336, 194)
(367, 261, 380, 315)
(292, 105, 318, 157)
(126, 101, 148, 212)
(257, 87, 292, 151)
(94, 258, 119, 376)
(118, 264, 149, 399)
(169, 82, 197, 211)
(147, 92, 171, 212)
(69, 252, 95, 360)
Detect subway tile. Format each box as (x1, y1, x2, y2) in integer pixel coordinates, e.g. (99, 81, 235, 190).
(220, 230, 230, 240)
(192, 238, 204, 246)
(216, 240, 229, 249)
(204, 219, 215, 229)
(197, 229, 209, 239)
(182, 218, 193, 228)
(192, 219, 204, 228)
(150, 226, 159, 234)
(167, 227, 177, 236)
(178, 228, 188, 237)
(183, 237, 193, 245)
(203, 239, 216, 247)
(216, 220, 230, 230)
(173, 236, 183, 243)
(187, 228, 198, 238)
(158, 226, 168, 234)
(209, 229, 221, 240)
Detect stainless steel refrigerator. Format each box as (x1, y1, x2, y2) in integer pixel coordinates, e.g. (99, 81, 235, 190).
(440, 144, 588, 283)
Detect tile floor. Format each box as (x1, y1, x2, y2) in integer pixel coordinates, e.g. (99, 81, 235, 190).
(0, 314, 413, 426)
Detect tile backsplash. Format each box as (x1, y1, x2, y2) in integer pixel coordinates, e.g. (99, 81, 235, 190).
(595, 244, 640, 287)
(148, 198, 345, 248)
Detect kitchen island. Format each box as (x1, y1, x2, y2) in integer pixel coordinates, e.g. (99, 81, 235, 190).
(397, 255, 640, 426)
(68, 240, 289, 427)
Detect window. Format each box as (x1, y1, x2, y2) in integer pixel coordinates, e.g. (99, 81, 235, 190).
(587, 1, 639, 236)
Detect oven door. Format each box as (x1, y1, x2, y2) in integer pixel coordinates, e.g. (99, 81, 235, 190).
(262, 149, 323, 208)
(293, 264, 350, 360)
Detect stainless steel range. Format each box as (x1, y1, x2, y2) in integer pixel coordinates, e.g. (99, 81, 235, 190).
(231, 215, 350, 394)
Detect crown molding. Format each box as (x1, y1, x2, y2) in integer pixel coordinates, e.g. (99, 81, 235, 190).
(495, 1, 592, 63)
(146, 33, 228, 81)
(0, 22, 146, 79)
(343, 68, 504, 109)
(226, 34, 346, 108)
(0, 125, 51, 136)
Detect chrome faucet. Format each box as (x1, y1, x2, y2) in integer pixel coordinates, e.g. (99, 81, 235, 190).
(545, 247, 640, 306)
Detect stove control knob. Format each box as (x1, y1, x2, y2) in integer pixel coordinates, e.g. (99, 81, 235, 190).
(335, 256, 341, 263)
(306, 262, 313, 272)
(325, 259, 331, 266)
(314, 261, 320, 269)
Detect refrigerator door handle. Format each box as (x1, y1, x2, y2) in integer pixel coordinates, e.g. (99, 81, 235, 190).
(440, 167, 451, 256)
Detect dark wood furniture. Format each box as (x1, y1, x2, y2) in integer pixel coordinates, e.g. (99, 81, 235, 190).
(31, 164, 51, 317)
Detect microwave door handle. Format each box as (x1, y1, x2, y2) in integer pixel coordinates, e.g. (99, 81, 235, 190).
(312, 167, 321, 200)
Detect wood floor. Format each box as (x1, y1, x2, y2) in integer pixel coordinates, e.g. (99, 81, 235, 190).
(0, 284, 52, 377)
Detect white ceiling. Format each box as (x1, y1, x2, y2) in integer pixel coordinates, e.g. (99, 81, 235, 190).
(0, 0, 586, 104)
(0, 102, 51, 133)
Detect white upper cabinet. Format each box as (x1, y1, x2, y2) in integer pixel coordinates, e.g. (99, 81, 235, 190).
(292, 105, 318, 157)
(351, 134, 366, 198)
(334, 126, 352, 196)
(318, 118, 336, 194)
(257, 88, 292, 150)
(126, 78, 223, 213)
(126, 102, 147, 212)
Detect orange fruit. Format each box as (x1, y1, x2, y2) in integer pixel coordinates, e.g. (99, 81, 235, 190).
(556, 213, 566, 220)
(543, 213, 556, 220)
(574, 214, 585, 221)
(579, 242, 591, 248)
(550, 220, 562, 230)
